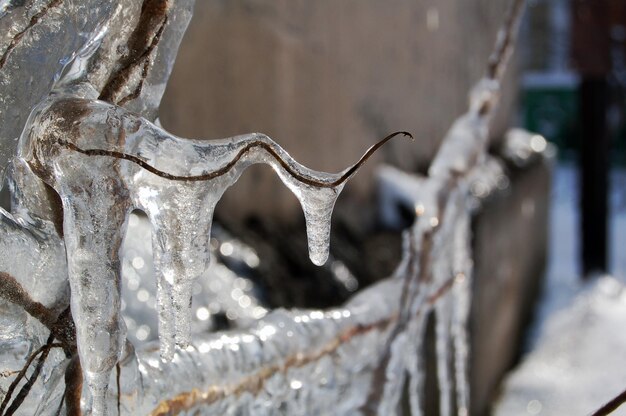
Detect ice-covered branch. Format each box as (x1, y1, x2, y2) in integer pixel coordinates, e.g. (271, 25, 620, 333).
(371, 2, 527, 414)
(12, 83, 408, 413)
(111, 252, 460, 414)
(56, 130, 411, 187)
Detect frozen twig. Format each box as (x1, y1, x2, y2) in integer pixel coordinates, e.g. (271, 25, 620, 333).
(0, 272, 75, 353)
(57, 131, 412, 187)
(0, 0, 63, 70)
(0, 335, 63, 415)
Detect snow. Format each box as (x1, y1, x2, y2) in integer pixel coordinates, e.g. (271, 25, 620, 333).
(495, 276, 626, 416)
(494, 164, 626, 415)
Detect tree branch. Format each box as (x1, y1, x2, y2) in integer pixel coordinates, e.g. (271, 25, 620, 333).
(0, 335, 62, 415)
(591, 388, 626, 416)
(57, 131, 412, 187)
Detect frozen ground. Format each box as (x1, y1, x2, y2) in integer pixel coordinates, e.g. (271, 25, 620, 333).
(494, 164, 626, 415)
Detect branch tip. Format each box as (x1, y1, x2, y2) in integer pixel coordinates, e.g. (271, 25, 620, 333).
(337, 130, 415, 184)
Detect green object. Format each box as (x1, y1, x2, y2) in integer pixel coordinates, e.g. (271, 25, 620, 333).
(523, 72, 579, 159)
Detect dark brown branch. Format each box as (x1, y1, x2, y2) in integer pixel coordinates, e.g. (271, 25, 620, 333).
(116, 16, 168, 107)
(591, 388, 626, 416)
(0, 272, 58, 329)
(64, 356, 82, 416)
(340, 131, 414, 185)
(0, 0, 64, 70)
(99, 0, 170, 104)
(116, 362, 122, 416)
(0, 273, 75, 354)
(0, 335, 62, 415)
(57, 131, 412, 188)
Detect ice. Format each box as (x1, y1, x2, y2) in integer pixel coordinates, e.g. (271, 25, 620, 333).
(0, 0, 531, 414)
(406, 316, 428, 416)
(2, 129, 513, 416)
(435, 295, 453, 416)
(122, 279, 405, 414)
(452, 209, 472, 416)
(13, 85, 404, 409)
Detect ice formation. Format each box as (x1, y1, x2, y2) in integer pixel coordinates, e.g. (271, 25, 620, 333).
(0, 0, 528, 414)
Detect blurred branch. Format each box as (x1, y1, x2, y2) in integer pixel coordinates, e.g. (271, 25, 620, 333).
(487, 0, 526, 83)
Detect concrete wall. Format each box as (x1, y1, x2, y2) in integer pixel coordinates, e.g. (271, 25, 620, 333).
(160, 0, 519, 222)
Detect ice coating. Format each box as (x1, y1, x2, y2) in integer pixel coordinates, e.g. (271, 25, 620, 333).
(111, 243, 465, 415)
(14, 85, 409, 412)
(435, 295, 453, 416)
(0, 0, 530, 414)
(0, 0, 195, 175)
(407, 316, 428, 416)
(452, 210, 472, 416)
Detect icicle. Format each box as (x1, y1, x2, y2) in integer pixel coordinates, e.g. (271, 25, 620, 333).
(264, 131, 411, 266)
(425, 187, 465, 416)
(452, 208, 472, 416)
(155, 276, 176, 359)
(57, 163, 131, 416)
(290, 185, 342, 266)
(434, 292, 453, 416)
(406, 315, 428, 416)
(134, 179, 219, 354)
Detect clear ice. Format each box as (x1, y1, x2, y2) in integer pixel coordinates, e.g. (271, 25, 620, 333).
(0, 0, 529, 414)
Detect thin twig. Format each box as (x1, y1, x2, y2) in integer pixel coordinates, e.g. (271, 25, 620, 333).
(0, 273, 75, 353)
(57, 131, 412, 187)
(0, 0, 64, 70)
(486, 0, 526, 84)
(116, 362, 122, 416)
(0, 335, 62, 415)
(591, 388, 626, 416)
